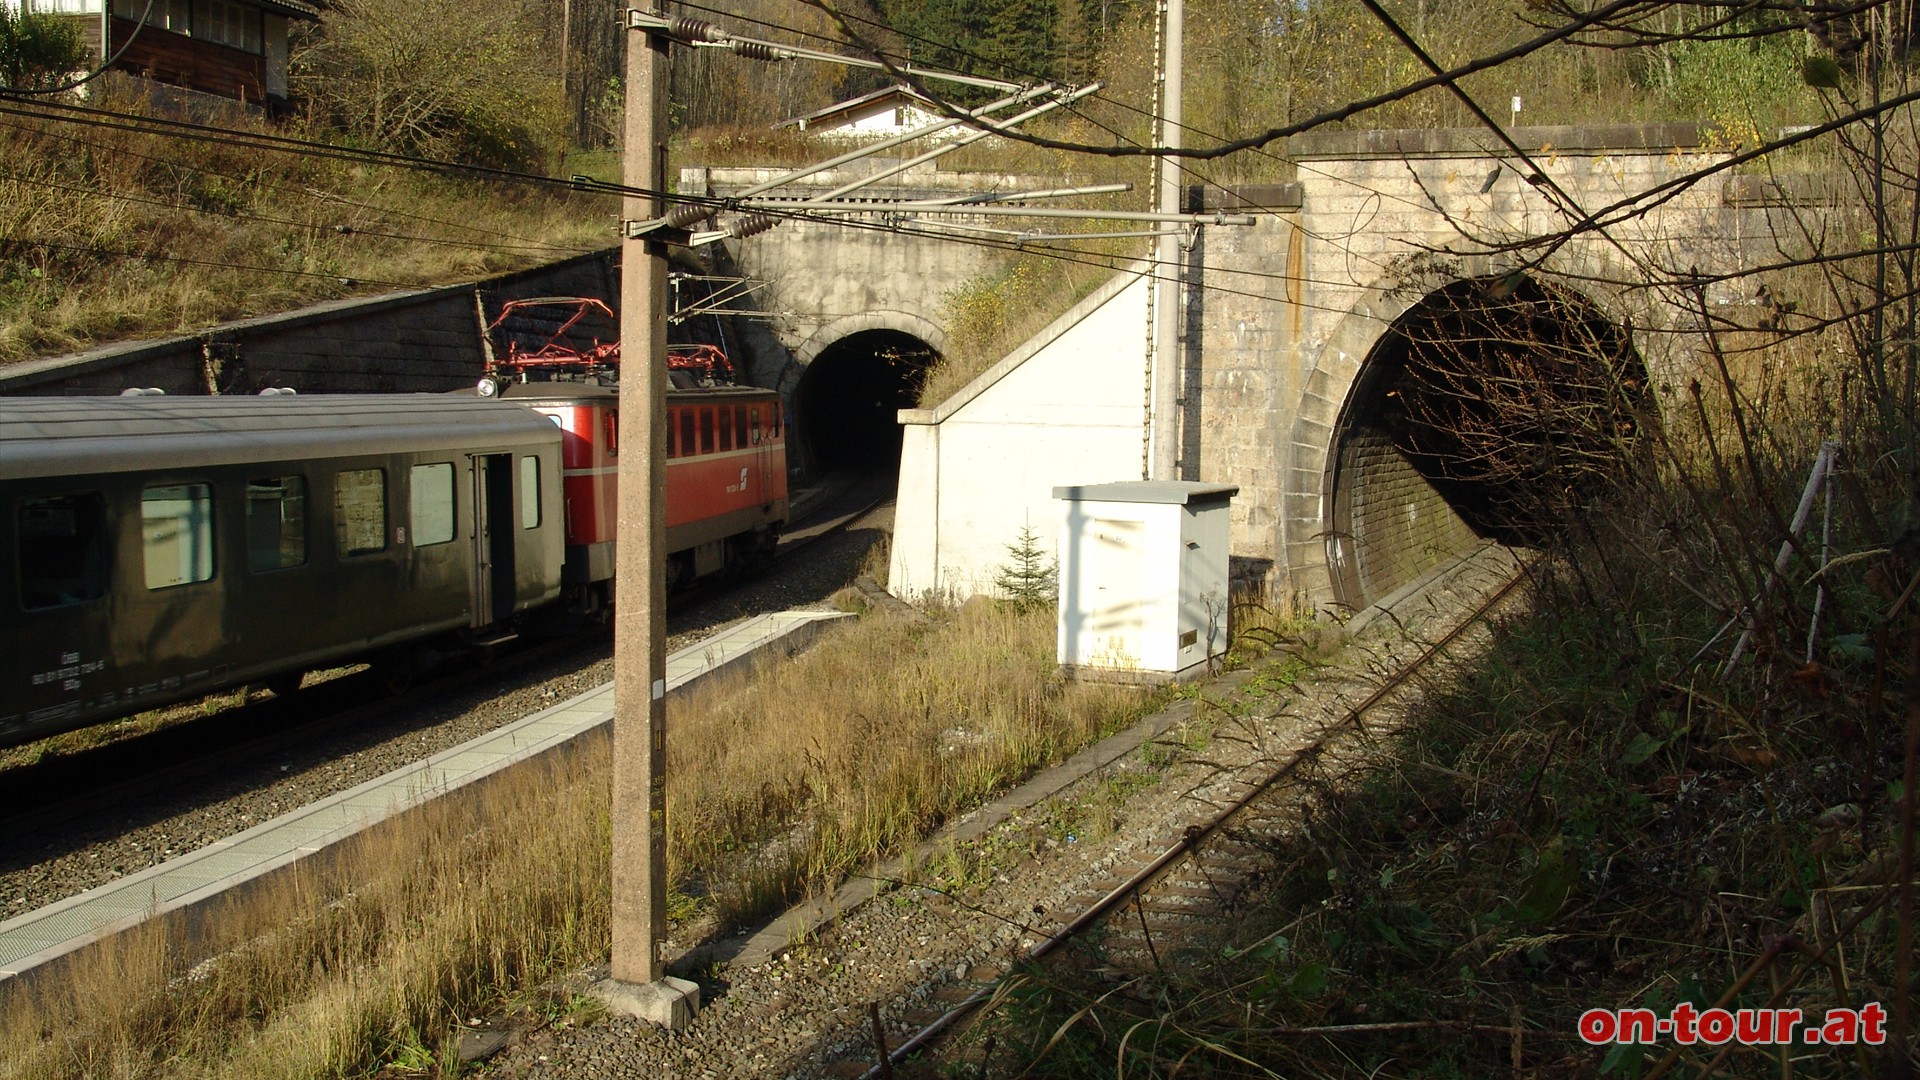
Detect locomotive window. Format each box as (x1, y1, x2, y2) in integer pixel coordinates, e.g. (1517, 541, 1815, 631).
(734, 406, 748, 448)
(520, 456, 541, 529)
(719, 405, 734, 452)
(679, 410, 695, 458)
(335, 469, 387, 556)
(699, 408, 715, 454)
(246, 476, 307, 571)
(17, 493, 108, 610)
(143, 483, 214, 589)
(409, 464, 455, 546)
(749, 408, 761, 445)
(605, 410, 618, 457)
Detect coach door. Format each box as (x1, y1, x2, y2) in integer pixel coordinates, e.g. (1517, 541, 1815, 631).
(469, 454, 517, 628)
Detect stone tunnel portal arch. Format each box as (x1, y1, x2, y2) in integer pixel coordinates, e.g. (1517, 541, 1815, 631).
(791, 327, 941, 479)
(1325, 275, 1651, 608)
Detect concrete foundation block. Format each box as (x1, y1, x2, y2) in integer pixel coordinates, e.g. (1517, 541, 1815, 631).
(592, 975, 701, 1029)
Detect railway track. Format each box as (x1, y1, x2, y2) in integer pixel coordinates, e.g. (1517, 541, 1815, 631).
(851, 545, 1536, 1079)
(0, 474, 892, 918)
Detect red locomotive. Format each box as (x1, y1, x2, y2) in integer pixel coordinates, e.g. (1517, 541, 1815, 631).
(479, 297, 787, 611)
(0, 300, 786, 747)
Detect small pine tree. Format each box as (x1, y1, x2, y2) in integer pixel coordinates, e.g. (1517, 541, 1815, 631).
(995, 525, 1057, 611)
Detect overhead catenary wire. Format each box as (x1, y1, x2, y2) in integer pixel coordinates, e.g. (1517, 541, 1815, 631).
(0, 10, 1861, 361)
(13, 236, 425, 289)
(0, 86, 1392, 327)
(683, 0, 1604, 304)
(0, 7, 1608, 319)
(0, 167, 598, 258)
(787, 0, 1660, 161)
(0, 102, 1767, 354)
(0, 115, 595, 252)
(0, 92, 1809, 355)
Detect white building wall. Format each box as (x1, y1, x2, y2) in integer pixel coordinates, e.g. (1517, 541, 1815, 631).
(890, 268, 1150, 601)
(833, 103, 958, 141)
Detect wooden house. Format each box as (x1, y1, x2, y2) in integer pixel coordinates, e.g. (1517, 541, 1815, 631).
(6, 0, 319, 110)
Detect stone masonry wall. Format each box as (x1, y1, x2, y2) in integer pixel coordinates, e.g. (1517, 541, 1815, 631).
(1331, 429, 1481, 604)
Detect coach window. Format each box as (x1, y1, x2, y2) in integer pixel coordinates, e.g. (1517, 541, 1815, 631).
(521, 456, 542, 529)
(246, 476, 307, 571)
(700, 408, 716, 454)
(335, 469, 387, 556)
(17, 493, 108, 610)
(409, 464, 455, 546)
(143, 483, 214, 589)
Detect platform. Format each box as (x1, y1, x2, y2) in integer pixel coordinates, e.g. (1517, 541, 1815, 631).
(0, 608, 850, 983)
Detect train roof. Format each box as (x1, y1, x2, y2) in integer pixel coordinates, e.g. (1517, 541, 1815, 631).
(0, 395, 562, 481)
(486, 381, 780, 404)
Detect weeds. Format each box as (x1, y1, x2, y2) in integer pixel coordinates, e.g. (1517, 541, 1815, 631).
(0, 79, 614, 367)
(963, 126, 1919, 1080)
(0, 598, 1146, 1079)
(670, 600, 1142, 930)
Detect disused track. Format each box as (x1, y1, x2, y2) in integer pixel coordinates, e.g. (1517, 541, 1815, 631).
(857, 551, 1537, 1079)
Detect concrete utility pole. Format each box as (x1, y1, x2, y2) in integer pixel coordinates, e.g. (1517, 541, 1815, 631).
(593, 6, 698, 1029)
(1149, 0, 1183, 481)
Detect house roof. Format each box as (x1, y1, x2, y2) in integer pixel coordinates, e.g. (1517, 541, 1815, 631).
(773, 84, 941, 131)
(251, 0, 322, 18)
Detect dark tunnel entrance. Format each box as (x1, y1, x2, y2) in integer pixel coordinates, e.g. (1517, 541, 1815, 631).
(791, 329, 940, 479)
(1327, 275, 1653, 607)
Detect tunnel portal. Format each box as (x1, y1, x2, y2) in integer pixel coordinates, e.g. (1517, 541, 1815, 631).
(791, 329, 940, 478)
(1328, 275, 1651, 606)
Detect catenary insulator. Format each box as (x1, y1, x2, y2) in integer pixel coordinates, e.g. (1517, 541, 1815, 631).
(730, 40, 786, 62)
(669, 17, 722, 43)
(728, 212, 778, 239)
(665, 203, 714, 229)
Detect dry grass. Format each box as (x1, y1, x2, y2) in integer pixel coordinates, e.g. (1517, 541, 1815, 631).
(0, 600, 1143, 1078)
(969, 274, 1920, 1077)
(670, 599, 1142, 928)
(0, 78, 616, 367)
(915, 243, 1138, 408)
(0, 742, 612, 1080)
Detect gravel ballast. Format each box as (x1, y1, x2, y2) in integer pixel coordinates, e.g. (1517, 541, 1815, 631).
(474, 547, 1526, 1079)
(0, 514, 889, 919)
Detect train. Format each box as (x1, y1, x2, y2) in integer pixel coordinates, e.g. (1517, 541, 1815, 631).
(0, 378, 788, 750)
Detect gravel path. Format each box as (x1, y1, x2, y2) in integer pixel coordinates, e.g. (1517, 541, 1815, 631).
(0, 509, 891, 920)
(470, 545, 1528, 1079)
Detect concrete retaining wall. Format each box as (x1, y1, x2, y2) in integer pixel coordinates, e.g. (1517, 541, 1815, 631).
(890, 269, 1150, 601)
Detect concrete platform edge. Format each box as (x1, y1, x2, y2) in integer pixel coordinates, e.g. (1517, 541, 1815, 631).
(0, 609, 851, 995)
